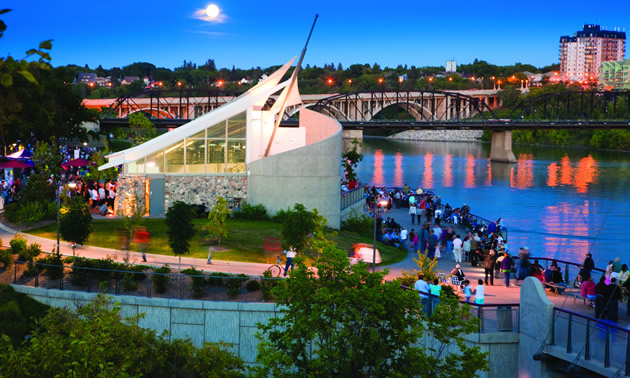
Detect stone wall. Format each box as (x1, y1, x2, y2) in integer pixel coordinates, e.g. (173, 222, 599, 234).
(115, 175, 146, 216)
(388, 130, 483, 142)
(12, 285, 519, 376)
(164, 175, 247, 211)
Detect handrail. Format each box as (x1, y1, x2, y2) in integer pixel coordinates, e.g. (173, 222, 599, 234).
(400, 284, 519, 307)
(554, 307, 629, 334)
(340, 187, 364, 210)
(529, 256, 606, 274)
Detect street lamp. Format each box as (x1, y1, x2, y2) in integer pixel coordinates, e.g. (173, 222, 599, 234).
(56, 181, 77, 254)
(372, 199, 389, 273)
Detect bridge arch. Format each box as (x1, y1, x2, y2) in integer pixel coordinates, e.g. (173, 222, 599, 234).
(127, 108, 178, 119)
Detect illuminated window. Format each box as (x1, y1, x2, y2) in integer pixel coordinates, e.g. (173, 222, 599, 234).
(186, 139, 206, 173)
(146, 150, 164, 173)
(207, 140, 225, 173)
(165, 142, 185, 173)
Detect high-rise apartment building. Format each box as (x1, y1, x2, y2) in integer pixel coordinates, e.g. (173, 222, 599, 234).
(559, 25, 625, 82)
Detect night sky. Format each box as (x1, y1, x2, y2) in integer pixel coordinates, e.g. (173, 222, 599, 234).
(2, 0, 628, 70)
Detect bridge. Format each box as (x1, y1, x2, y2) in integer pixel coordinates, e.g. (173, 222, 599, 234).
(84, 89, 630, 163)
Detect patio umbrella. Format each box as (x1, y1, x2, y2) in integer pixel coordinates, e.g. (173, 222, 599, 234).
(0, 160, 34, 169)
(62, 158, 93, 168)
(6, 148, 33, 159)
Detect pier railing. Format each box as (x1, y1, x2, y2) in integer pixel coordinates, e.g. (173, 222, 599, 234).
(341, 187, 364, 210)
(529, 256, 605, 288)
(552, 307, 630, 375)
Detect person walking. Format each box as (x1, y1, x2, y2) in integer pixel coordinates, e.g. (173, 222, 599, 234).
(501, 252, 514, 288)
(483, 250, 496, 285)
(452, 234, 463, 263)
(409, 205, 417, 225)
(473, 279, 485, 304)
(283, 245, 296, 277)
(400, 227, 408, 251)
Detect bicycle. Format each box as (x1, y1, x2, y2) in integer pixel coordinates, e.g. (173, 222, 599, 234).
(266, 255, 284, 277)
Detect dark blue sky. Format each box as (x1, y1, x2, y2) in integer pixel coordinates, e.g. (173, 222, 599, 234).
(2, 0, 628, 70)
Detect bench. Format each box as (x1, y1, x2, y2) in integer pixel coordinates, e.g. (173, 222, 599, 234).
(544, 282, 567, 295)
(567, 292, 595, 307)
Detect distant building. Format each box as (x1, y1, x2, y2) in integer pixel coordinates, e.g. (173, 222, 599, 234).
(121, 76, 140, 85)
(446, 60, 457, 73)
(95, 76, 111, 87)
(599, 59, 630, 89)
(559, 24, 626, 82)
(77, 73, 97, 85)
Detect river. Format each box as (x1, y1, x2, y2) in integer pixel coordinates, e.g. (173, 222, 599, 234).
(352, 137, 630, 268)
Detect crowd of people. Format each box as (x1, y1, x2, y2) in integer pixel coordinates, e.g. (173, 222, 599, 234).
(62, 177, 117, 216)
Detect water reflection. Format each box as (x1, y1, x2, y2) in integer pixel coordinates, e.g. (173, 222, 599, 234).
(393, 152, 403, 188)
(510, 154, 534, 189)
(465, 154, 475, 188)
(541, 201, 591, 261)
(371, 149, 384, 186)
(485, 159, 492, 186)
(443, 154, 453, 187)
(560, 155, 573, 186)
(422, 153, 434, 189)
(547, 162, 559, 187)
(574, 155, 597, 193)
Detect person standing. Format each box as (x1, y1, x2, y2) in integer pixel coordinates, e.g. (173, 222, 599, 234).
(483, 250, 496, 285)
(411, 229, 419, 254)
(429, 278, 442, 308)
(608, 278, 622, 322)
(414, 273, 431, 316)
(400, 227, 408, 251)
(501, 252, 514, 288)
(409, 205, 417, 225)
(595, 277, 609, 319)
(611, 257, 622, 281)
(283, 245, 296, 277)
(427, 230, 438, 259)
(473, 279, 485, 304)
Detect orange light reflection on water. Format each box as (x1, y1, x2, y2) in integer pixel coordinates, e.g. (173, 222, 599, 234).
(559, 155, 573, 186)
(393, 151, 404, 188)
(465, 154, 475, 188)
(574, 155, 597, 193)
(443, 154, 453, 187)
(371, 149, 385, 186)
(510, 153, 534, 189)
(486, 159, 492, 186)
(547, 162, 559, 187)
(422, 153, 433, 189)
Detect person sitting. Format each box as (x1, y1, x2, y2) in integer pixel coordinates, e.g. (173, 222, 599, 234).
(451, 264, 465, 282)
(551, 267, 568, 294)
(581, 276, 597, 306)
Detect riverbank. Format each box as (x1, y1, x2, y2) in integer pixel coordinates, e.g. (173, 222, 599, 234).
(387, 130, 483, 142)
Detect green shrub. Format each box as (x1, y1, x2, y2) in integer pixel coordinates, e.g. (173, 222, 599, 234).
(226, 274, 248, 298)
(9, 236, 27, 259)
(90, 256, 116, 283)
(271, 207, 292, 223)
(0, 284, 50, 346)
(45, 201, 58, 220)
(3, 203, 20, 224)
(182, 267, 206, 298)
(15, 202, 46, 226)
(152, 264, 171, 293)
(260, 270, 278, 301)
(37, 252, 64, 281)
(233, 202, 269, 220)
(109, 138, 133, 152)
(393, 270, 418, 288)
(246, 279, 261, 292)
(340, 209, 373, 237)
(22, 262, 40, 278)
(208, 272, 230, 287)
(0, 249, 13, 269)
(19, 243, 42, 262)
(69, 257, 91, 286)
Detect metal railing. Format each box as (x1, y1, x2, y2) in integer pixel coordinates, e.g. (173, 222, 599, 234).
(552, 307, 630, 375)
(529, 256, 605, 288)
(401, 285, 520, 333)
(341, 187, 365, 210)
(10, 260, 283, 302)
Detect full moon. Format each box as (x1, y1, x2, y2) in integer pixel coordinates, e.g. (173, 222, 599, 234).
(206, 4, 220, 18)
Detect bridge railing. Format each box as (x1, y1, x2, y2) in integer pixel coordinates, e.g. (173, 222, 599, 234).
(341, 187, 365, 210)
(552, 307, 630, 375)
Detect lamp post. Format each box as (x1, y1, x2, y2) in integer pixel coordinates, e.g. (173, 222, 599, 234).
(56, 181, 76, 254)
(372, 199, 389, 273)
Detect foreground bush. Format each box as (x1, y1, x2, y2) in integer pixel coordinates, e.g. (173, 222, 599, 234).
(0, 284, 50, 346)
(0, 295, 244, 377)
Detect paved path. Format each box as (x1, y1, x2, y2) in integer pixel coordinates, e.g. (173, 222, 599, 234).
(1, 209, 628, 327)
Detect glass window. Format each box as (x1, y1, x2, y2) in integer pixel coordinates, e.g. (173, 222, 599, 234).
(206, 120, 226, 138)
(186, 139, 206, 173)
(227, 141, 246, 173)
(227, 112, 246, 138)
(207, 140, 225, 173)
(134, 157, 146, 174)
(165, 142, 185, 173)
(126, 161, 137, 174)
(146, 149, 164, 173)
(189, 129, 205, 139)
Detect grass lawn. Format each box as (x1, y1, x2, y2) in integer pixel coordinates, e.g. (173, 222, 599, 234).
(25, 218, 407, 266)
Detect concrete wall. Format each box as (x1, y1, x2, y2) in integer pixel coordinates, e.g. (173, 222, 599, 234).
(13, 285, 518, 376)
(247, 108, 342, 229)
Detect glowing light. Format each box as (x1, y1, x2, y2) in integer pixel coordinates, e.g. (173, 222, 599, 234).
(378, 78, 383, 84)
(177, 82, 182, 87)
(428, 77, 433, 82)
(327, 78, 333, 85)
(218, 80, 223, 86)
(348, 79, 352, 84)
(206, 4, 220, 18)
(448, 77, 453, 82)
(371, 149, 385, 186)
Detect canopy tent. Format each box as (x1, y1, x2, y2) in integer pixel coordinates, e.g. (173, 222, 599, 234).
(0, 160, 34, 169)
(62, 158, 93, 168)
(6, 149, 33, 159)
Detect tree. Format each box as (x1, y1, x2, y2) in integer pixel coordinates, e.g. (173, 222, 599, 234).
(0, 294, 245, 377)
(499, 84, 522, 108)
(165, 201, 196, 270)
(128, 112, 156, 145)
(341, 138, 363, 184)
(281, 204, 321, 253)
(121, 193, 144, 248)
(254, 246, 488, 377)
(202, 196, 230, 247)
(32, 137, 62, 181)
(59, 196, 93, 245)
(88, 139, 118, 182)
